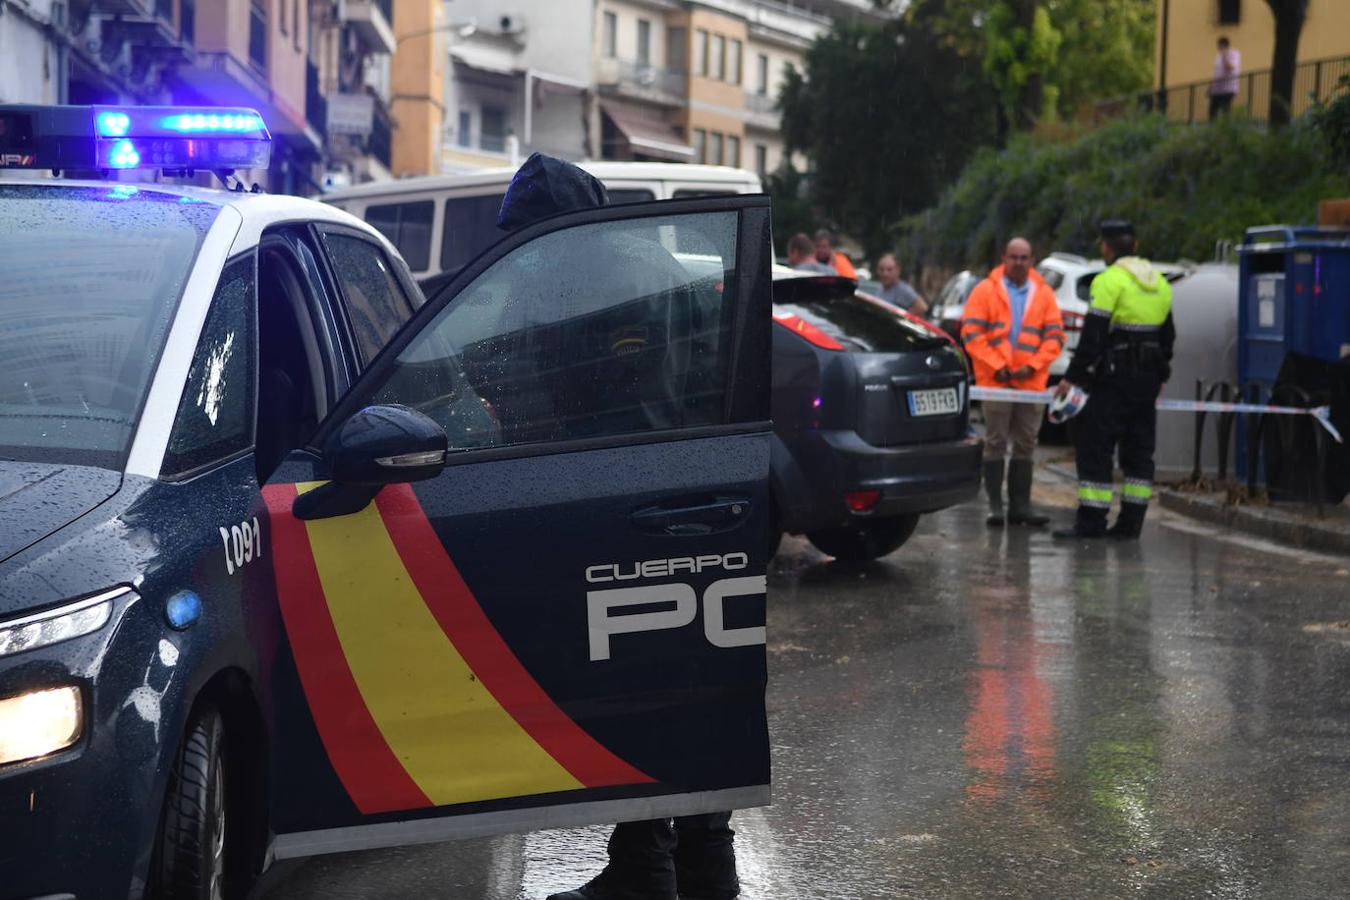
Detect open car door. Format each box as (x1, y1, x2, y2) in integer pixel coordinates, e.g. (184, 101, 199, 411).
(261, 196, 773, 857)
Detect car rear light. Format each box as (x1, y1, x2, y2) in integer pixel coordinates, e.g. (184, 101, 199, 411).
(774, 314, 844, 351)
(1062, 311, 1084, 331)
(844, 490, 881, 513)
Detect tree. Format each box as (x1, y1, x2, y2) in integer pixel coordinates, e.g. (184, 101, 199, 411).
(1264, 0, 1310, 127)
(778, 17, 998, 262)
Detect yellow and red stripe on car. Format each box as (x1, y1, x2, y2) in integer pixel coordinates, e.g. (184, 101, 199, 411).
(262, 482, 653, 815)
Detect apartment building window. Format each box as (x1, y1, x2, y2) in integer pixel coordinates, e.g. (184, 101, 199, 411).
(280, 0, 287, 35)
(181, 0, 195, 41)
(457, 110, 472, 148)
(1217, 0, 1241, 24)
(248, 1, 267, 70)
(637, 19, 651, 66)
(711, 34, 725, 80)
(293, 0, 301, 50)
(755, 143, 768, 175)
(481, 106, 507, 153)
(710, 132, 723, 166)
(695, 29, 709, 77)
(756, 53, 769, 95)
(603, 12, 618, 59)
(693, 128, 707, 164)
(729, 39, 743, 86)
(727, 135, 741, 169)
(668, 27, 687, 69)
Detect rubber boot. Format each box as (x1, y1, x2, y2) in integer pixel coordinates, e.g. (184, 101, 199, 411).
(1005, 459, 1049, 527)
(1052, 505, 1109, 540)
(983, 459, 1006, 527)
(1108, 502, 1147, 539)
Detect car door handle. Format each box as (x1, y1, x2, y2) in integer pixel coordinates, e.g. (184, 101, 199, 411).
(630, 497, 752, 535)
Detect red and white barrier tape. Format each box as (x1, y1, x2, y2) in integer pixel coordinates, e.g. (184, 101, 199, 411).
(968, 386, 1342, 444)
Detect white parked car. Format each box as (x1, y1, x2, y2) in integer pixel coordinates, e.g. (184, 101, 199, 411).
(323, 162, 762, 289)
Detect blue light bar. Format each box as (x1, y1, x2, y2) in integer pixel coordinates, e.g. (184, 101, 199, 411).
(0, 104, 272, 174)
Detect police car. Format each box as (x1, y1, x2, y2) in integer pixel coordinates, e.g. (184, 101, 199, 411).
(0, 105, 772, 899)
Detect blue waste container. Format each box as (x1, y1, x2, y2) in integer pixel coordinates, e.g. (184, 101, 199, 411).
(1236, 226, 1350, 495)
(1238, 226, 1350, 391)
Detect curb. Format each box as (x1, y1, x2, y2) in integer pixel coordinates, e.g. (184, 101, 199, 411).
(1155, 489, 1350, 556)
(1045, 462, 1350, 556)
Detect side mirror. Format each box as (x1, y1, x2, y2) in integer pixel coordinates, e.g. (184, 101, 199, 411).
(294, 405, 448, 520)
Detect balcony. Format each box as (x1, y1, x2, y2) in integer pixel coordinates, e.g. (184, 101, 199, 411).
(369, 113, 392, 169)
(744, 90, 780, 130)
(340, 0, 397, 56)
(596, 58, 687, 108)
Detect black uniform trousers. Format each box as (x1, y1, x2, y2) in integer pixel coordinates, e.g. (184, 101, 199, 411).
(601, 812, 738, 899)
(1072, 371, 1162, 532)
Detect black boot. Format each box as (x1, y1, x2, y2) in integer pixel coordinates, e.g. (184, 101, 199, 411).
(1052, 505, 1109, 540)
(1108, 502, 1147, 539)
(1005, 459, 1049, 526)
(673, 812, 740, 899)
(983, 459, 1006, 526)
(547, 820, 678, 900)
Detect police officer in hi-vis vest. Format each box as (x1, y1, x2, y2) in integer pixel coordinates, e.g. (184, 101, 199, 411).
(1053, 220, 1175, 540)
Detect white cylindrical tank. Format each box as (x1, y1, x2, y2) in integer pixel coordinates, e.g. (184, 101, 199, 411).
(1157, 263, 1240, 477)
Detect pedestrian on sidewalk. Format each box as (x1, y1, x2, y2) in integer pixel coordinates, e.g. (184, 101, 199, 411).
(874, 253, 929, 317)
(1210, 36, 1241, 118)
(1053, 220, 1174, 540)
(961, 237, 1065, 527)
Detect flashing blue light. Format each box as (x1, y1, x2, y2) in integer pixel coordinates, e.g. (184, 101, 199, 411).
(165, 591, 202, 630)
(107, 139, 141, 168)
(96, 110, 131, 136)
(161, 112, 265, 134)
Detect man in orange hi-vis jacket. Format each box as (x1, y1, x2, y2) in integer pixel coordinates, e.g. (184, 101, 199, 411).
(961, 238, 1065, 528)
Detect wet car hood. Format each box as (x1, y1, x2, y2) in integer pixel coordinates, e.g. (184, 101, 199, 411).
(0, 461, 121, 567)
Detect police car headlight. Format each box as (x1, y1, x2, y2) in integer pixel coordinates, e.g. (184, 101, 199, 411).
(0, 686, 83, 765)
(0, 589, 124, 659)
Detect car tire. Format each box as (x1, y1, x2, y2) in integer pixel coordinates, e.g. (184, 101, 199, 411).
(807, 514, 920, 562)
(156, 705, 229, 900)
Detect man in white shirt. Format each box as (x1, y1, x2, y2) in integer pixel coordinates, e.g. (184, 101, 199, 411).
(1210, 36, 1241, 118)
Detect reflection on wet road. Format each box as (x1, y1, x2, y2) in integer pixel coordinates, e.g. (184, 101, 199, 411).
(263, 498, 1350, 899)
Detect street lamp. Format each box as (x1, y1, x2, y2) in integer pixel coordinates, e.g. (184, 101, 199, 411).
(395, 19, 478, 46)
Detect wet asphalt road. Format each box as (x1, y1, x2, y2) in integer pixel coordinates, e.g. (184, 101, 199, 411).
(261, 478, 1350, 899)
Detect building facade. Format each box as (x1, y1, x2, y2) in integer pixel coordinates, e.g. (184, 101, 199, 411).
(1154, 0, 1350, 120)
(431, 0, 884, 177)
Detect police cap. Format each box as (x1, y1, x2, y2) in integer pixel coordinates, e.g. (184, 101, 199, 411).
(1099, 219, 1135, 240)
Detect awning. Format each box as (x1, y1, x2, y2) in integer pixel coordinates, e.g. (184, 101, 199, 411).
(600, 100, 693, 161)
(450, 44, 520, 77)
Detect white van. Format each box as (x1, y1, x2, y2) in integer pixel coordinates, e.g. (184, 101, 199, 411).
(323, 162, 763, 286)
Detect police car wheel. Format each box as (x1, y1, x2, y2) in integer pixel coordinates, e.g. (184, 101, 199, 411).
(808, 514, 920, 562)
(156, 705, 229, 900)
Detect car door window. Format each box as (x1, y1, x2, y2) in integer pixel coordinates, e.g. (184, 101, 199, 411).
(163, 257, 255, 477)
(351, 210, 741, 449)
(323, 232, 419, 365)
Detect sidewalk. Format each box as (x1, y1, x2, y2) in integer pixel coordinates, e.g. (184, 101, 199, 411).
(1040, 456, 1350, 556)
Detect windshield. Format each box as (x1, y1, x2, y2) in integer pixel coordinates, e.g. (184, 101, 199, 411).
(0, 185, 220, 469)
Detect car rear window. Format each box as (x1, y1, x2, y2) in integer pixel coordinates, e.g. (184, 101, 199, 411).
(774, 277, 942, 352)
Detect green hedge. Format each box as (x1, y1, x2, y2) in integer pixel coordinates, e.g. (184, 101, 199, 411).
(901, 113, 1350, 273)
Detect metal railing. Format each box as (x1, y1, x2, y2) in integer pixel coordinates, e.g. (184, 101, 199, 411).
(597, 58, 687, 102)
(1096, 54, 1350, 125)
(1185, 378, 1331, 516)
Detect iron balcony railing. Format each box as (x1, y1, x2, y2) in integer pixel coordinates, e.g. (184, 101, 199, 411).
(597, 58, 687, 103)
(1096, 54, 1350, 125)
